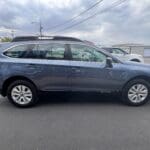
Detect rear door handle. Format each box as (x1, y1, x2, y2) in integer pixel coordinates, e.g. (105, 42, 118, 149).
(26, 64, 37, 68)
(71, 68, 81, 73)
(27, 63, 37, 66)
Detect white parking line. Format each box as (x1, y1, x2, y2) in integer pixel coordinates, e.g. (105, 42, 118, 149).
(0, 95, 3, 104)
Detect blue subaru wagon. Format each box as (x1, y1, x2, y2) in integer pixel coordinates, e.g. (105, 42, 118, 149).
(0, 36, 150, 107)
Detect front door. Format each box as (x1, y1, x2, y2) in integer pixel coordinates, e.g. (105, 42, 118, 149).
(69, 44, 124, 92)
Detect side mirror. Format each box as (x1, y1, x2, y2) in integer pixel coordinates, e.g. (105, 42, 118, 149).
(106, 57, 113, 68)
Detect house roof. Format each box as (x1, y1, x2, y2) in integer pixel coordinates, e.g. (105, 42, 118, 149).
(112, 43, 145, 47)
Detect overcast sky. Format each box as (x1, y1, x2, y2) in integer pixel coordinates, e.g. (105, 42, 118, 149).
(0, 0, 150, 45)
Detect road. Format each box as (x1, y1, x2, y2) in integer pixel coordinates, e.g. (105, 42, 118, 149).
(0, 93, 150, 150)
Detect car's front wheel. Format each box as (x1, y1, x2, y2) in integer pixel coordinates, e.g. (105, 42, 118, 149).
(7, 80, 38, 107)
(122, 79, 150, 106)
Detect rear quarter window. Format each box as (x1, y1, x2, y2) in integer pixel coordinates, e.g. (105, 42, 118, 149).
(3, 44, 38, 58)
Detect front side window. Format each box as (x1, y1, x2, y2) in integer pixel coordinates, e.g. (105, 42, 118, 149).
(71, 44, 107, 63)
(4, 44, 38, 58)
(37, 43, 66, 60)
(112, 48, 125, 55)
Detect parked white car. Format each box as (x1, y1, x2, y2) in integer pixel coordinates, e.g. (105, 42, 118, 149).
(103, 47, 144, 63)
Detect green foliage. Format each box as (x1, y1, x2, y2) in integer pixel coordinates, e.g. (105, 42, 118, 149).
(1, 37, 12, 42)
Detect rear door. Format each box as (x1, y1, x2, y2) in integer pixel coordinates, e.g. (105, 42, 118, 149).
(35, 43, 70, 91)
(3, 43, 70, 91)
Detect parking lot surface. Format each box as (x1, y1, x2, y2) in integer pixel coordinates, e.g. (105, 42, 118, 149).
(0, 93, 150, 150)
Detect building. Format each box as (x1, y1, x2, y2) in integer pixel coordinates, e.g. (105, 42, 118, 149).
(113, 44, 150, 64)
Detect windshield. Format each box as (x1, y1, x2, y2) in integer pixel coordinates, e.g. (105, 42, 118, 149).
(102, 47, 128, 55)
(112, 48, 128, 55)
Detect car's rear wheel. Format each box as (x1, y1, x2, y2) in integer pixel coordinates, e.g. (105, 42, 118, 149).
(122, 79, 150, 106)
(7, 80, 38, 107)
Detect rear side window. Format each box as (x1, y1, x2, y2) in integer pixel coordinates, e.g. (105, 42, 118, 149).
(4, 44, 38, 58)
(37, 43, 66, 60)
(3, 43, 66, 60)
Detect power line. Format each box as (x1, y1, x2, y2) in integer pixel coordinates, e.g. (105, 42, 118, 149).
(52, 0, 127, 34)
(53, 0, 127, 34)
(48, 0, 104, 30)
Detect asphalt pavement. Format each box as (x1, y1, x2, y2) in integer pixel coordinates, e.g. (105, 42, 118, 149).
(0, 93, 150, 150)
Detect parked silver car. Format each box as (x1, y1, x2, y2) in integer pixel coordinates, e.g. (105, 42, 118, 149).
(103, 47, 144, 63)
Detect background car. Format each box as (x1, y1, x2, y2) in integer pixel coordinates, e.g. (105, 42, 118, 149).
(102, 47, 144, 63)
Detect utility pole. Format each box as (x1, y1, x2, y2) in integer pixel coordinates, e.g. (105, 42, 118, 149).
(32, 0, 44, 36)
(11, 30, 15, 38)
(32, 20, 43, 37)
(39, 20, 43, 37)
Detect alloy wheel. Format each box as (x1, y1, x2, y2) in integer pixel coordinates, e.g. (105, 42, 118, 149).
(11, 85, 33, 105)
(128, 84, 148, 103)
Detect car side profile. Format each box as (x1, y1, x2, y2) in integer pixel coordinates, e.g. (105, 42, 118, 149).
(0, 36, 150, 107)
(102, 47, 144, 63)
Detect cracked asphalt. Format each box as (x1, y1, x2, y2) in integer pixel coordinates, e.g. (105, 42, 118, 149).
(0, 93, 150, 150)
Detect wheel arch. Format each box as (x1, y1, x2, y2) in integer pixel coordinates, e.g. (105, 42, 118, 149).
(1, 76, 37, 96)
(122, 75, 150, 90)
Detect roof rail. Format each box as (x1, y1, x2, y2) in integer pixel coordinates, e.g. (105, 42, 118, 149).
(12, 36, 83, 42)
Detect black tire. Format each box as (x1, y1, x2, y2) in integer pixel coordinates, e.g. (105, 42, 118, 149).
(122, 79, 150, 106)
(7, 80, 38, 108)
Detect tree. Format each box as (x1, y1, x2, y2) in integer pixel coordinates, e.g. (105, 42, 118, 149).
(1, 37, 12, 42)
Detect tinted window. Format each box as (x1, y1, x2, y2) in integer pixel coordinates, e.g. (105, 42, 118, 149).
(37, 43, 66, 60)
(71, 44, 106, 63)
(4, 44, 38, 58)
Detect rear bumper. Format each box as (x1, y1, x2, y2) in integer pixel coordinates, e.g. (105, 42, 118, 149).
(0, 89, 4, 97)
(0, 89, 2, 96)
